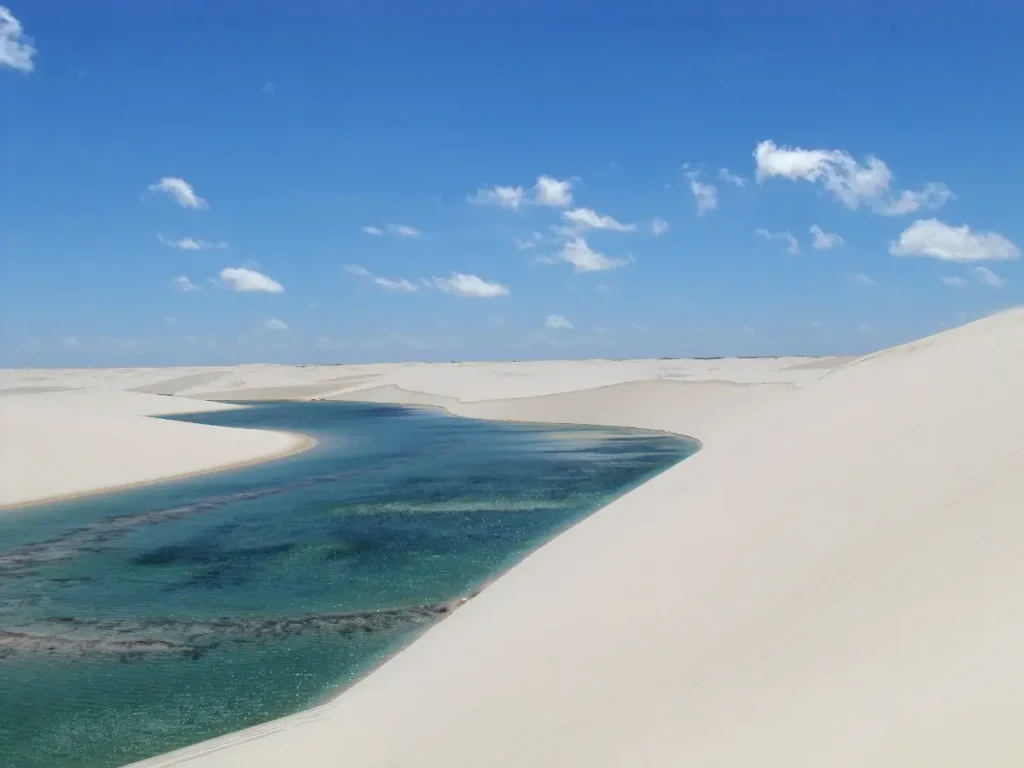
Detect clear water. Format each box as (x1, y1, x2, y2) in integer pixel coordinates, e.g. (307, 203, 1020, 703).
(0, 401, 697, 767)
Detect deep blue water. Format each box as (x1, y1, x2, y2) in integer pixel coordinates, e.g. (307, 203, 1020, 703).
(0, 401, 697, 767)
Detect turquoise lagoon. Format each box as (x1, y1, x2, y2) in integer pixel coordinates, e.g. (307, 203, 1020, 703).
(0, 401, 697, 767)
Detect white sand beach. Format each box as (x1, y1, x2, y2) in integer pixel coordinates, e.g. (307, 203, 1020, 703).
(4, 310, 1024, 765)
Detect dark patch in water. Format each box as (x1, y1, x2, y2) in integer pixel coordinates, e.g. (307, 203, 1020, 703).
(0, 467, 389, 574)
(134, 542, 296, 567)
(0, 601, 460, 661)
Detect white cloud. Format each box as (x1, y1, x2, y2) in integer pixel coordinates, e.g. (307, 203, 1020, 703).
(361, 226, 383, 236)
(689, 179, 718, 216)
(172, 275, 199, 292)
(159, 234, 228, 251)
(219, 267, 284, 293)
(558, 237, 631, 272)
(753, 140, 952, 215)
(346, 264, 418, 292)
(809, 224, 844, 250)
(468, 175, 573, 209)
(545, 314, 573, 330)
(562, 207, 636, 232)
(467, 185, 526, 210)
(0, 7, 35, 72)
(974, 266, 1004, 287)
(941, 275, 968, 287)
(530, 253, 560, 267)
(62, 336, 84, 350)
(373, 276, 419, 292)
(516, 231, 553, 251)
(874, 183, 954, 216)
(387, 223, 420, 238)
(651, 217, 670, 236)
(430, 273, 509, 298)
(718, 167, 747, 187)
(890, 219, 1020, 262)
(849, 272, 877, 286)
(533, 175, 573, 207)
(264, 318, 289, 331)
(755, 228, 800, 255)
(148, 177, 208, 210)
(349, 265, 508, 299)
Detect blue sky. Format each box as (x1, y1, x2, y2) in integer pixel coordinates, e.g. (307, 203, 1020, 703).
(2, 1, 1022, 367)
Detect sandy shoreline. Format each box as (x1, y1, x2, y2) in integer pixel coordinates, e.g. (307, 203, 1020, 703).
(0, 431, 315, 513)
(0, 391, 315, 510)
(4, 311, 1024, 766)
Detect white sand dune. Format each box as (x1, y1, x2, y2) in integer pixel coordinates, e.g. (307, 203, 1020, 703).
(5, 312, 1023, 766)
(0, 390, 310, 509)
(118, 309, 1024, 766)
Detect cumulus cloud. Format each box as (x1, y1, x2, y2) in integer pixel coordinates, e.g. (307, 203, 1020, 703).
(148, 177, 208, 210)
(467, 185, 526, 210)
(941, 275, 968, 287)
(754, 140, 952, 215)
(264, 318, 289, 331)
(651, 217, 670, 235)
(219, 267, 284, 293)
(558, 237, 632, 272)
(562, 207, 635, 232)
(430, 273, 509, 298)
(890, 219, 1020, 262)
(0, 6, 35, 72)
(974, 266, 1004, 287)
(361, 226, 383, 236)
(468, 175, 573, 209)
(809, 224, 844, 250)
(755, 228, 800, 255)
(545, 314, 573, 330)
(159, 235, 228, 251)
(172, 275, 199, 292)
(344, 264, 371, 277)
(533, 175, 573, 207)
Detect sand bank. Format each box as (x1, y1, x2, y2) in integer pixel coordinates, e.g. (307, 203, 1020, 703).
(123, 309, 1024, 767)
(0, 390, 311, 510)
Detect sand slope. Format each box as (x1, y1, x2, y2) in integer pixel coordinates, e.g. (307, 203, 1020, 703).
(0, 391, 309, 509)
(130, 309, 1024, 767)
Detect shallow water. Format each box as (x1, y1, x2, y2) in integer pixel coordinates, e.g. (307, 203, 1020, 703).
(0, 401, 697, 767)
